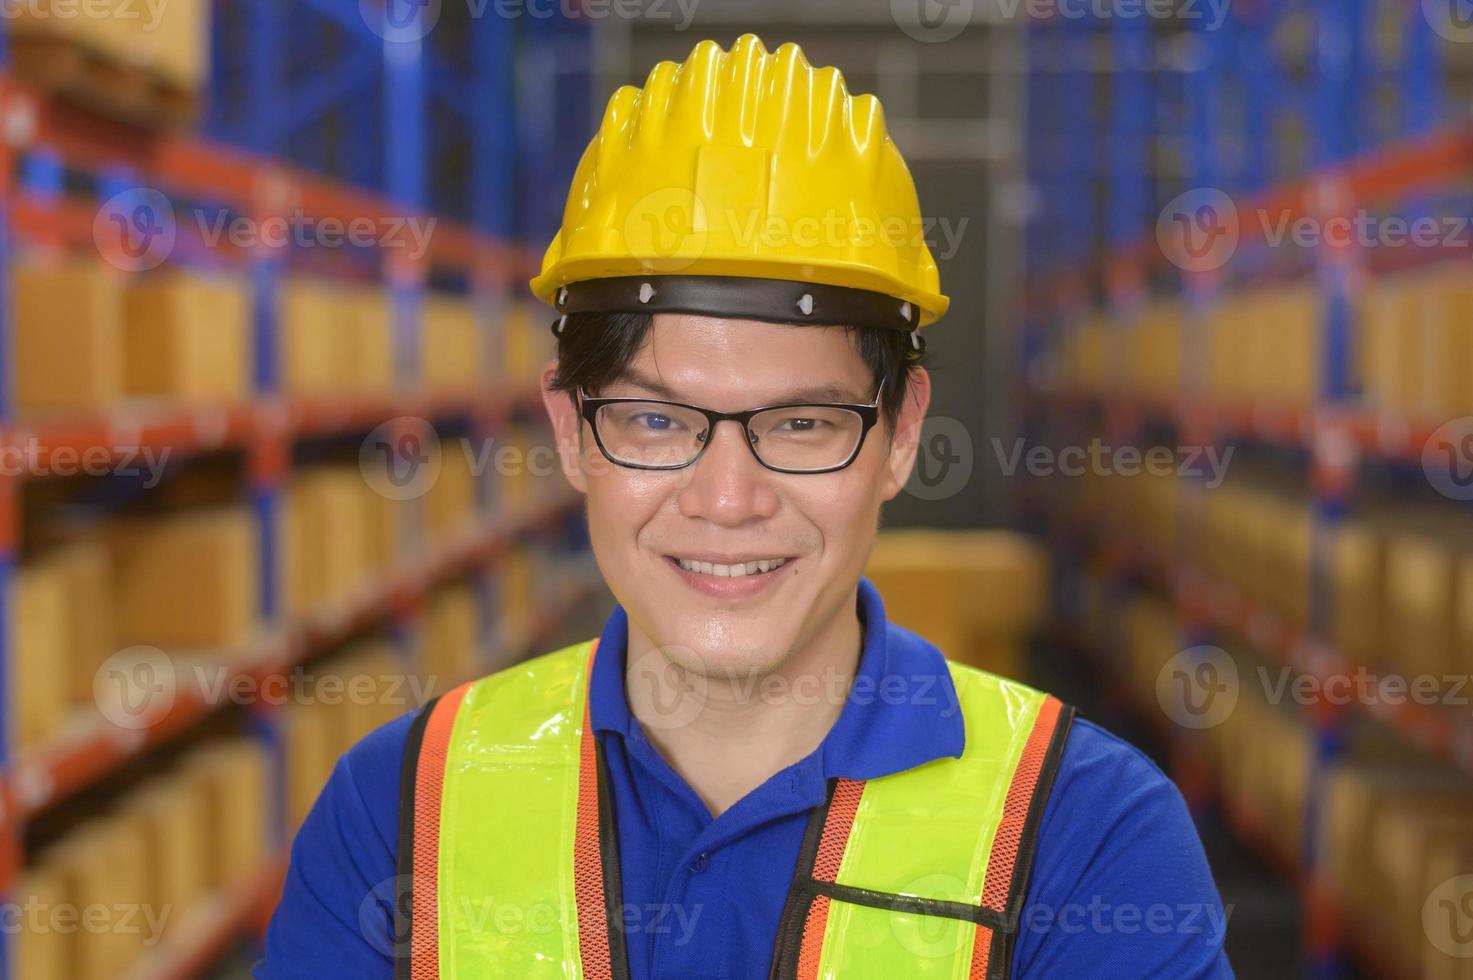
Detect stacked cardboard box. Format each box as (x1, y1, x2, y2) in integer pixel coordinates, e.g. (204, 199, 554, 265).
(107, 507, 260, 650)
(1359, 272, 1423, 415)
(184, 739, 269, 892)
(420, 584, 480, 686)
(503, 300, 556, 384)
(863, 530, 1048, 678)
(123, 272, 252, 402)
(1383, 519, 1468, 688)
(1330, 518, 1387, 668)
(421, 294, 483, 392)
(280, 279, 345, 396)
(46, 538, 117, 711)
(9, 0, 210, 91)
(1322, 760, 1473, 973)
(9, 562, 71, 750)
(45, 815, 151, 978)
(1127, 302, 1183, 398)
(425, 436, 479, 541)
(282, 699, 335, 832)
(120, 775, 210, 947)
(346, 285, 397, 392)
(1211, 672, 1311, 857)
(281, 468, 373, 616)
(12, 258, 125, 416)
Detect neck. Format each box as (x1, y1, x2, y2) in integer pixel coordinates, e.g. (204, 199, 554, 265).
(625, 591, 863, 818)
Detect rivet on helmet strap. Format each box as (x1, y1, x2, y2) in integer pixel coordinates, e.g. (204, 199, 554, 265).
(638, 282, 655, 304)
(797, 293, 814, 316)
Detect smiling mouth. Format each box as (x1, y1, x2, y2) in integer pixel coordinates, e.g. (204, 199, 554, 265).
(665, 556, 790, 578)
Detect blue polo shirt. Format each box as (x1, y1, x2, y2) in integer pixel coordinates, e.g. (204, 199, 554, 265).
(256, 578, 1233, 978)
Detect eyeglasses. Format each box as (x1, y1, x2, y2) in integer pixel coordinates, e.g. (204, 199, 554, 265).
(577, 380, 884, 474)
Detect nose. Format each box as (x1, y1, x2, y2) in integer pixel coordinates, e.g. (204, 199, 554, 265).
(675, 418, 780, 526)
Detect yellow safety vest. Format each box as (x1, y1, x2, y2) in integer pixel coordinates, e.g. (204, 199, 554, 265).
(395, 639, 1074, 980)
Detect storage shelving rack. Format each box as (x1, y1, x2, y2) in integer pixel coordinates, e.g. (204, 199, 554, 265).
(0, 3, 597, 977)
(1023, 3, 1473, 978)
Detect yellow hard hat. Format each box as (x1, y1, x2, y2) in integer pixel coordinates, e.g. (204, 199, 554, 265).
(530, 34, 949, 333)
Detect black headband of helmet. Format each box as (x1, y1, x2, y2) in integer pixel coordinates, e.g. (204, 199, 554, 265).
(547, 275, 927, 359)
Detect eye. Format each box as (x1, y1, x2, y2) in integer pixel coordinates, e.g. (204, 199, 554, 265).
(634, 412, 681, 431)
(778, 416, 828, 432)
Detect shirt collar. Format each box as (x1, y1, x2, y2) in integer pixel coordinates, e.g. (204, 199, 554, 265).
(588, 576, 965, 782)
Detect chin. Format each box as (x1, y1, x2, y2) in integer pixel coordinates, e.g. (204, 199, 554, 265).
(647, 612, 796, 681)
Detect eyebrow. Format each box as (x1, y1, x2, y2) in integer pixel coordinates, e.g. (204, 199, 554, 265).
(606, 370, 871, 405)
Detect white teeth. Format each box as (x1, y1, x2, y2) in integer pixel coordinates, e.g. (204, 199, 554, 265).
(675, 557, 788, 577)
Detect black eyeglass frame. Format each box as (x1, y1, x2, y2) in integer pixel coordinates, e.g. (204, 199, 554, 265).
(576, 379, 886, 475)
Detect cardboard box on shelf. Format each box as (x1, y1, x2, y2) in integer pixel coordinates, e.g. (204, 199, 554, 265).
(421, 295, 482, 391)
(282, 701, 335, 832)
(281, 278, 345, 396)
(422, 584, 479, 684)
(1420, 264, 1473, 418)
(1384, 531, 1461, 680)
(127, 0, 210, 89)
(10, 561, 70, 750)
(1373, 801, 1473, 966)
(1263, 284, 1321, 405)
(45, 540, 116, 707)
(12, 258, 125, 416)
(426, 436, 478, 540)
(1332, 520, 1386, 666)
(45, 816, 151, 980)
(183, 738, 268, 892)
(13, 859, 69, 980)
(1422, 837, 1473, 980)
(120, 774, 209, 945)
(107, 507, 260, 650)
(503, 300, 555, 385)
(864, 530, 1048, 676)
(336, 642, 411, 741)
(123, 272, 251, 402)
(282, 468, 373, 616)
(1360, 274, 1422, 415)
(347, 285, 396, 392)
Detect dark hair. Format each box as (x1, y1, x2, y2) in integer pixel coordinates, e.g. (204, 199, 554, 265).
(546, 312, 923, 434)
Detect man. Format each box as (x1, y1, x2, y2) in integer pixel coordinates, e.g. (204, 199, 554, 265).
(259, 35, 1232, 978)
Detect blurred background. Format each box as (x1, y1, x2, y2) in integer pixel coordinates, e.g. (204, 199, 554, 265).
(0, 0, 1470, 978)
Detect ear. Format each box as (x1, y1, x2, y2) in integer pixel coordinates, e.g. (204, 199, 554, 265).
(878, 367, 931, 502)
(540, 359, 589, 495)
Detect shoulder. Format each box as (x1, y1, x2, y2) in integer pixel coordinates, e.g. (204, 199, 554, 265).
(1012, 717, 1234, 978)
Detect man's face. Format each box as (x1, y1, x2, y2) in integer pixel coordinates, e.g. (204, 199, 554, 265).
(542, 313, 930, 680)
